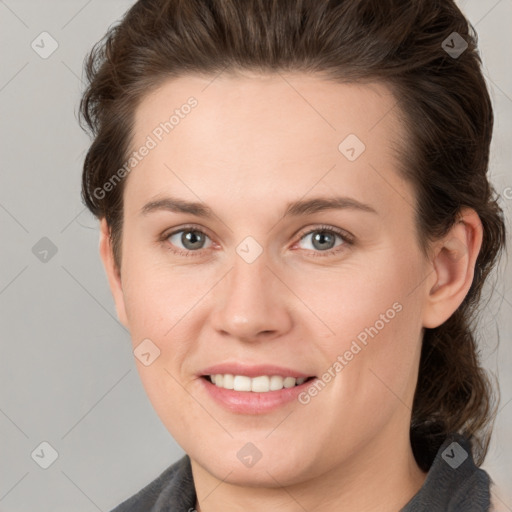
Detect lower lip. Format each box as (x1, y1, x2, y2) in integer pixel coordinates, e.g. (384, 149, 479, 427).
(200, 376, 317, 414)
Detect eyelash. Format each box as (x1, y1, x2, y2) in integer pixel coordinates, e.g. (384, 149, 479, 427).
(159, 224, 354, 258)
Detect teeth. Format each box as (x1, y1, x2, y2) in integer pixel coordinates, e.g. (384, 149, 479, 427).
(209, 374, 309, 392)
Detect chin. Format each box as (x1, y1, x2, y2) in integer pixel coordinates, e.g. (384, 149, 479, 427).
(190, 441, 321, 488)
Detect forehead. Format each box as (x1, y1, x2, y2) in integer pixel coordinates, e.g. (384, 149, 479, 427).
(126, 72, 411, 217)
(133, 72, 402, 152)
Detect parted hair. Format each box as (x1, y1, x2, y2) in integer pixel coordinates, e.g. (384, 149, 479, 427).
(80, 0, 506, 470)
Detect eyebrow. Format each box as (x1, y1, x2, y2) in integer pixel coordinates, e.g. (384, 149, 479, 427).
(140, 195, 378, 218)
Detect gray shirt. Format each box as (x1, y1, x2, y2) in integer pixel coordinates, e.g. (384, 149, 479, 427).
(111, 433, 491, 511)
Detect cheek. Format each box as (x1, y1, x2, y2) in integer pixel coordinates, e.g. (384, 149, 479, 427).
(310, 252, 424, 391)
(120, 253, 205, 336)
(309, 259, 414, 342)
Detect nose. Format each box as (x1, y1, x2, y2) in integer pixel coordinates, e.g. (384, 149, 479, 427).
(209, 253, 294, 343)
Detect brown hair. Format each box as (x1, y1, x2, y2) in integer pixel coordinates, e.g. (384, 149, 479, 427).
(80, 0, 506, 470)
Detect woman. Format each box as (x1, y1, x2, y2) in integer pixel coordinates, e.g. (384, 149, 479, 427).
(80, 0, 507, 510)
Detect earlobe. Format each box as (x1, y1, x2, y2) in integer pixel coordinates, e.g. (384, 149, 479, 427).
(99, 218, 129, 328)
(422, 208, 483, 329)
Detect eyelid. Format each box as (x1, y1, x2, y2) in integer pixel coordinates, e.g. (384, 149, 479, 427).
(295, 224, 354, 245)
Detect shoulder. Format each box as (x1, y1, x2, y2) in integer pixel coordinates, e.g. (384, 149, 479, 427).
(489, 482, 505, 512)
(402, 433, 492, 511)
(110, 455, 196, 512)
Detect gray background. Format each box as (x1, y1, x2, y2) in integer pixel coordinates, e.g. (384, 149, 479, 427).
(0, 0, 510, 510)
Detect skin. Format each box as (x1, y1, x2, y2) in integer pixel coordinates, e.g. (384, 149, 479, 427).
(99, 72, 483, 512)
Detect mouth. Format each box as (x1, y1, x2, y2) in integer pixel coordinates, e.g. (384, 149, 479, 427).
(201, 374, 316, 392)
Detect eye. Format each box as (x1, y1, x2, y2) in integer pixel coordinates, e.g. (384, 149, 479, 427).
(295, 225, 353, 256)
(160, 224, 353, 258)
(164, 226, 213, 255)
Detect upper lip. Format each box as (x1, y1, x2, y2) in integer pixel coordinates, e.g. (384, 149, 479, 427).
(200, 363, 314, 379)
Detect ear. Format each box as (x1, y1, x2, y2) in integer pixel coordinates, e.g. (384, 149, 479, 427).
(99, 218, 129, 328)
(422, 208, 483, 329)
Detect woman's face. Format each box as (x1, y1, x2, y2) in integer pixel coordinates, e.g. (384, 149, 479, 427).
(104, 72, 437, 485)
